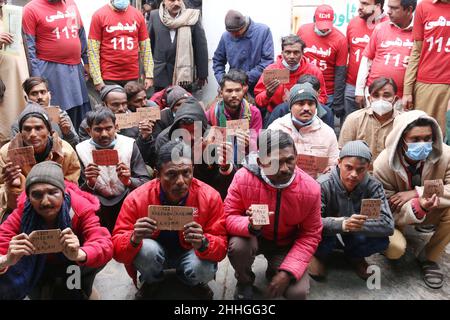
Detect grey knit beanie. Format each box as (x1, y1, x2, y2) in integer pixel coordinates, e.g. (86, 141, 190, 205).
(289, 83, 319, 109)
(225, 10, 248, 32)
(100, 84, 125, 102)
(25, 161, 65, 196)
(339, 140, 372, 162)
(18, 102, 52, 133)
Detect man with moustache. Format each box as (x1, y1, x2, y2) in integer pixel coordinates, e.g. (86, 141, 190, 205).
(206, 69, 263, 158)
(0, 161, 113, 300)
(344, 0, 388, 121)
(0, 102, 80, 217)
(112, 141, 227, 299)
(310, 141, 393, 281)
(76, 108, 150, 232)
(355, 0, 416, 108)
(9, 77, 79, 148)
(22, 0, 91, 130)
(268, 82, 339, 179)
(148, 0, 208, 92)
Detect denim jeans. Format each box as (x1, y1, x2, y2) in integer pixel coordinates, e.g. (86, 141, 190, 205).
(322, 94, 335, 128)
(343, 84, 357, 123)
(315, 234, 389, 259)
(133, 239, 217, 286)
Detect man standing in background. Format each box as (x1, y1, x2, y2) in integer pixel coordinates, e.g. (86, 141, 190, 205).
(22, 0, 91, 130)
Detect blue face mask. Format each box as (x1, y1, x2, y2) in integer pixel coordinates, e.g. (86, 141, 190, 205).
(405, 141, 433, 161)
(90, 137, 117, 149)
(112, 0, 129, 10)
(292, 115, 314, 127)
(314, 25, 332, 37)
(282, 59, 300, 72)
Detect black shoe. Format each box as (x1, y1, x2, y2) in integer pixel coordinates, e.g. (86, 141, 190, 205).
(233, 282, 254, 300)
(190, 283, 214, 300)
(135, 282, 163, 300)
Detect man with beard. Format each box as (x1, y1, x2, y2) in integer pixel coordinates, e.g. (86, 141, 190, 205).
(112, 141, 227, 299)
(344, 0, 388, 121)
(0, 102, 80, 217)
(268, 82, 339, 179)
(206, 69, 263, 158)
(9, 77, 79, 148)
(22, 0, 91, 130)
(254, 34, 328, 121)
(148, 0, 208, 92)
(76, 107, 150, 232)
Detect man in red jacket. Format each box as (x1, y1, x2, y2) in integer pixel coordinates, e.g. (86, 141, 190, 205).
(225, 129, 322, 300)
(112, 141, 227, 300)
(254, 34, 328, 119)
(0, 161, 113, 300)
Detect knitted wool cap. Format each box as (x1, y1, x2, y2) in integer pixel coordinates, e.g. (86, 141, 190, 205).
(18, 102, 52, 132)
(100, 85, 125, 102)
(225, 10, 247, 32)
(25, 161, 65, 196)
(339, 140, 372, 162)
(288, 82, 319, 109)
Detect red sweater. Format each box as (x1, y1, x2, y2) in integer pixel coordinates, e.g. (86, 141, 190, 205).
(254, 55, 328, 112)
(112, 178, 228, 282)
(0, 181, 113, 269)
(224, 166, 323, 280)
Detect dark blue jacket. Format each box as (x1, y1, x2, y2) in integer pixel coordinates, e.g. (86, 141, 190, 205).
(213, 19, 274, 86)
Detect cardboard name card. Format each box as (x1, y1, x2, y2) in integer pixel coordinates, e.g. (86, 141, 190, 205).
(45, 106, 61, 123)
(360, 199, 382, 219)
(263, 69, 290, 84)
(250, 204, 270, 226)
(205, 126, 227, 145)
(92, 149, 119, 166)
(115, 113, 136, 129)
(226, 119, 250, 136)
(7, 146, 36, 167)
(136, 107, 161, 121)
(423, 179, 444, 198)
(148, 205, 194, 231)
(296, 154, 328, 176)
(29, 229, 63, 254)
(116, 109, 162, 129)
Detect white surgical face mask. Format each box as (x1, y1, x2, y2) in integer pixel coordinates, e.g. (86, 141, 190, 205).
(371, 99, 394, 116)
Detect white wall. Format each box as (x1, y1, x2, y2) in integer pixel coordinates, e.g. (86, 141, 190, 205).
(74, 0, 109, 33)
(200, 0, 292, 104)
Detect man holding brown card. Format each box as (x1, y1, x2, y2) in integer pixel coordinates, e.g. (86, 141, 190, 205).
(0, 161, 112, 300)
(76, 108, 150, 232)
(0, 103, 80, 219)
(113, 141, 227, 300)
(374, 110, 450, 289)
(225, 130, 322, 300)
(313, 141, 394, 281)
(268, 82, 339, 179)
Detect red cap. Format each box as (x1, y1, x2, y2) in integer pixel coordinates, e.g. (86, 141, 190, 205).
(314, 5, 334, 30)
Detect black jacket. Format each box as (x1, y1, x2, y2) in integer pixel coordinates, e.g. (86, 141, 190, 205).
(148, 9, 208, 88)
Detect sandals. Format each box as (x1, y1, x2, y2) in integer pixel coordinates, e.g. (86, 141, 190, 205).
(420, 261, 444, 289)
